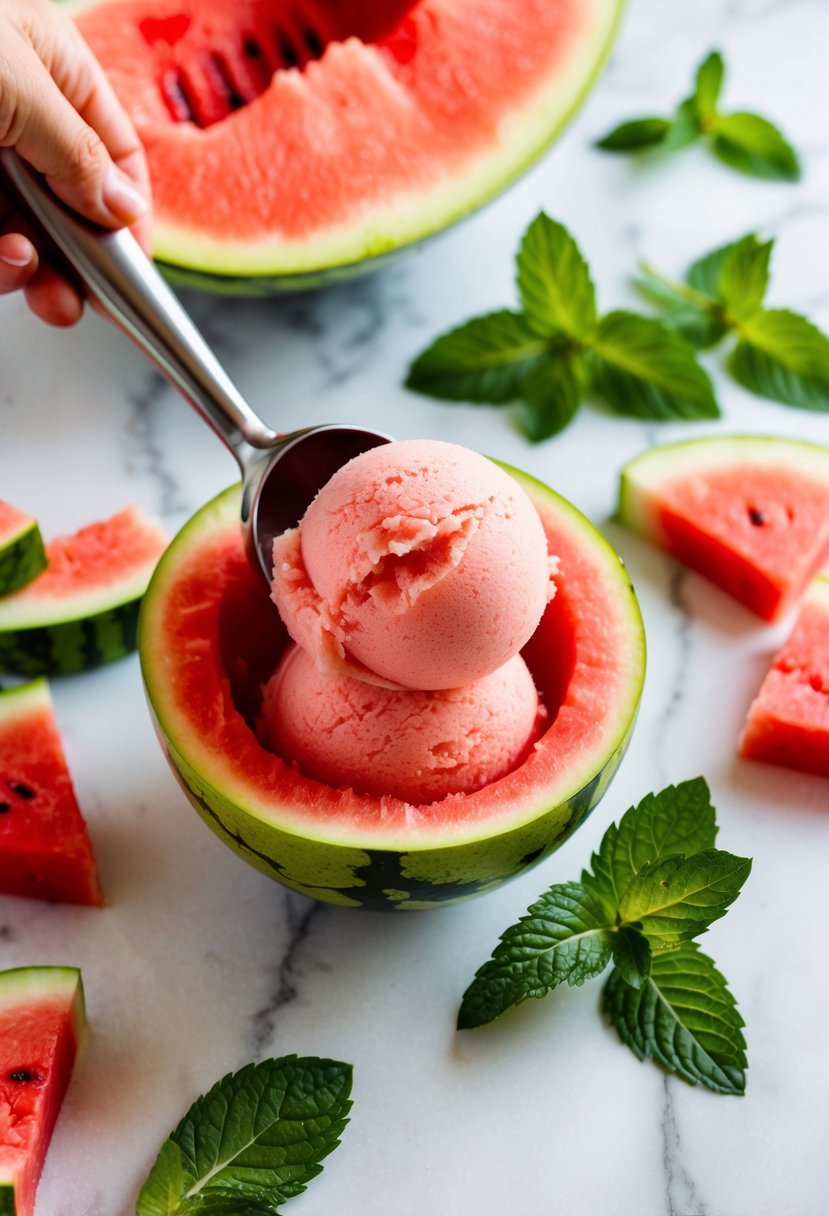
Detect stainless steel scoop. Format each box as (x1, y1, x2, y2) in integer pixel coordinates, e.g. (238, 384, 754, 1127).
(0, 150, 391, 583)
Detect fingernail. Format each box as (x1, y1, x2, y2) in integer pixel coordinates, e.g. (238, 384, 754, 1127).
(0, 252, 31, 267)
(103, 166, 148, 223)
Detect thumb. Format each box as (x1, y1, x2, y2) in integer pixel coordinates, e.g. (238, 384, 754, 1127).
(7, 52, 147, 228)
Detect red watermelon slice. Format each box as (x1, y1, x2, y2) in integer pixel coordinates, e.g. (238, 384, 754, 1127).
(0, 503, 46, 599)
(740, 575, 829, 779)
(0, 680, 103, 906)
(0, 967, 86, 1216)
(617, 436, 829, 621)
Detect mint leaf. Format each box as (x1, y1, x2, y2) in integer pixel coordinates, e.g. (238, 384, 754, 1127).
(619, 849, 752, 949)
(714, 234, 773, 318)
(405, 311, 545, 403)
(694, 50, 724, 118)
(603, 943, 747, 1095)
(711, 111, 801, 180)
(516, 213, 596, 339)
(595, 117, 670, 152)
(590, 311, 719, 420)
(583, 777, 718, 914)
(686, 233, 749, 299)
(457, 882, 614, 1029)
(612, 927, 651, 990)
(662, 96, 701, 151)
(633, 270, 726, 349)
(136, 1056, 353, 1216)
(731, 309, 829, 411)
(517, 350, 587, 440)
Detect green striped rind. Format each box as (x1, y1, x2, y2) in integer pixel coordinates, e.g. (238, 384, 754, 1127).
(0, 520, 46, 598)
(141, 474, 645, 911)
(66, 0, 624, 292)
(616, 433, 829, 544)
(0, 596, 142, 676)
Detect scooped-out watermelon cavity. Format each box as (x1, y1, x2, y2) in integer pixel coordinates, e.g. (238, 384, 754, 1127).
(0, 506, 168, 677)
(617, 436, 829, 622)
(139, 467, 645, 910)
(740, 575, 829, 779)
(0, 680, 103, 906)
(0, 503, 46, 599)
(0, 966, 85, 1216)
(69, 0, 624, 290)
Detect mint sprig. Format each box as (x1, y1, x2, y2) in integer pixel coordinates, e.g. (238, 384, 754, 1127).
(638, 233, 829, 411)
(406, 213, 718, 441)
(136, 1055, 353, 1215)
(458, 778, 751, 1095)
(596, 50, 800, 181)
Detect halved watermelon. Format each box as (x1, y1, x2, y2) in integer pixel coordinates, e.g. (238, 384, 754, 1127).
(617, 436, 829, 621)
(139, 467, 645, 909)
(0, 504, 46, 600)
(740, 575, 829, 779)
(0, 680, 103, 906)
(0, 506, 168, 677)
(0, 967, 85, 1216)
(69, 0, 624, 290)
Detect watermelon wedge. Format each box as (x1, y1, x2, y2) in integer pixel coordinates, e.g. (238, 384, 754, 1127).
(0, 967, 86, 1216)
(69, 0, 624, 290)
(0, 506, 168, 677)
(0, 503, 46, 599)
(617, 436, 829, 621)
(740, 575, 829, 779)
(0, 680, 103, 905)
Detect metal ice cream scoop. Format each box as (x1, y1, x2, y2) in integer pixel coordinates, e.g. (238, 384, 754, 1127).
(0, 150, 391, 584)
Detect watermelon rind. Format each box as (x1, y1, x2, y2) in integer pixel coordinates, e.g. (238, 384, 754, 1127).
(0, 967, 86, 1211)
(140, 470, 645, 909)
(65, 0, 625, 291)
(0, 517, 46, 600)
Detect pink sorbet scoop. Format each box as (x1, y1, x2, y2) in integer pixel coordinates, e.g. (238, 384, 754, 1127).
(270, 439, 556, 690)
(259, 644, 543, 803)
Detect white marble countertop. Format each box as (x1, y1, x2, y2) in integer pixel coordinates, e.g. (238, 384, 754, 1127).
(2, 1, 829, 1213)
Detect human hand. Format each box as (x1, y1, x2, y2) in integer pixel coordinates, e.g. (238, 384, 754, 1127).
(0, 0, 150, 326)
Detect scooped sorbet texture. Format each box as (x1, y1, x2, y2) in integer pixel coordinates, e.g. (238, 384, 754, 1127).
(263, 439, 556, 802)
(270, 439, 556, 690)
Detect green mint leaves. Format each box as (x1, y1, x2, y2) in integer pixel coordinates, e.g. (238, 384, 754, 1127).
(406, 213, 718, 440)
(638, 234, 829, 411)
(596, 50, 800, 181)
(458, 778, 751, 1096)
(136, 1055, 353, 1215)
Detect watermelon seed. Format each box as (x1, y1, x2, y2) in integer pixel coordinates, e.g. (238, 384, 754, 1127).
(244, 35, 262, 58)
(9, 1069, 41, 1084)
(0, 802, 8, 814)
(747, 507, 766, 526)
(303, 28, 324, 58)
(275, 30, 300, 69)
(208, 55, 247, 111)
(7, 781, 35, 799)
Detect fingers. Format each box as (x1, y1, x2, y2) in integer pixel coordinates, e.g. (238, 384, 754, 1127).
(24, 258, 83, 327)
(0, 231, 36, 292)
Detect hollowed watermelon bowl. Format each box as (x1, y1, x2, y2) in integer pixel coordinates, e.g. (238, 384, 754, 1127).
(138, 464, 645, 910)
(67, 0, 625, 293)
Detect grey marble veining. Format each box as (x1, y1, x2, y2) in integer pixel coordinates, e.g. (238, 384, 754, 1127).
(1, 0, 829, 1213)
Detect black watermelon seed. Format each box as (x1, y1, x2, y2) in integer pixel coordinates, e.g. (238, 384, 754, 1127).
(276, 30, 300, 68)
(303, 28, 324, 57)
(9, 1069, 37, 1083)
(244, 35, 262, 58)
(0, 802, 9, 814)
(748, 507, 766, 526)
(8, 781, 35, 799)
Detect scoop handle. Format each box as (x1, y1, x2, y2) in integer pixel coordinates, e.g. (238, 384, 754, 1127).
(0, 149, 276, 461)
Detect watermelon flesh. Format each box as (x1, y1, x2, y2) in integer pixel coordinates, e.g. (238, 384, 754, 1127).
(740, 576, 829, 779)
(0, 504, 46, 600)
(0, 967, 85, 1216)
(71, 0, 623, 283)
(0, 681, 103, 906)
(618, 437, 829, 621)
